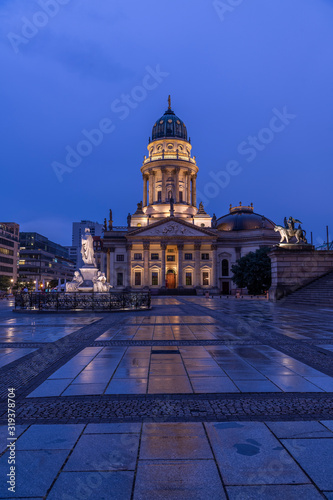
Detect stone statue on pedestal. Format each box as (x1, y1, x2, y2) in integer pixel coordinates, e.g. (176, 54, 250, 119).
(81, 228, 96, 266)
(66, 228, 112, 293)
(66, 271, 84, 292)
(274, 217, 308, 244)
(211, 213, 217, 228)
(169, 196, 174, 217)
(93, 271, 110, 292)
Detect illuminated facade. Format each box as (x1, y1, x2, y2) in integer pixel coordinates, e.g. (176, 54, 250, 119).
(102, 99, 279, 294)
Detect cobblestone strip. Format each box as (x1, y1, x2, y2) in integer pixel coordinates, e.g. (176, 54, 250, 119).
(1, 393, 332, 424)
(178, 299, 333, 376)
(0, 317, 118, 401)
(0, 342, 47, 348)
(92, 340, 262, 347)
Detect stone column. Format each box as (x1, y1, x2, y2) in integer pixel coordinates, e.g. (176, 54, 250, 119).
(186, 172, 191, 204)
(109, 248, 115, 285)
(161, 242, 166, 287)
(143, 175, 148, 206)
(211, 244, 218, 288)
(192, 174, 197, 207)
(162, 168, 167, 202)
(126, 244, 132, 287)
(148, 173, 154, 205)
(194, 243, 201, 287)
(152, 171, 156, 203)
(175, 167, 180, 203)
(177, 244, 183, 287)
(143, 242, 149, 286)
(106, 249, 110, 283)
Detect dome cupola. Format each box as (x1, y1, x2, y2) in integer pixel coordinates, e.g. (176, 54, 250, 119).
(151, 96, 188, 141)
(217, 203, 275, 231)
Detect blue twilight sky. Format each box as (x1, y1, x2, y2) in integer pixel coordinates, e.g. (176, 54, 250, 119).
(0, 0, 332, 246)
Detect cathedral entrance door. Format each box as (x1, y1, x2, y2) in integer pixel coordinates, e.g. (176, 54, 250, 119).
(166, 270, 176, 289)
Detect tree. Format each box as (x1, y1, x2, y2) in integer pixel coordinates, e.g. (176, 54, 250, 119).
(231, 247, 271, 295)
(0, 276, 11, 291)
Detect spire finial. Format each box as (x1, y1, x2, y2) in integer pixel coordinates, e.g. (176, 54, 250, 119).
(168, 95, 171, 110)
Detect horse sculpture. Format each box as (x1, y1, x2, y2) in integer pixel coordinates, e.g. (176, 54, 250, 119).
(274, 216, 308, 244)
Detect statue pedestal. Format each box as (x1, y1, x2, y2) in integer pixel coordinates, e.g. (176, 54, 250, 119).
(78, 266, 99, 292)
(277, 243, 314, 251)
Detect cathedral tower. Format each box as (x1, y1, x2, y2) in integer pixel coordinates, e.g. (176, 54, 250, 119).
(130, 97, 211, 227)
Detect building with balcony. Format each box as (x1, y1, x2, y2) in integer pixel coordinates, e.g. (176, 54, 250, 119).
(19, 232, 75, 285)
(0, 223, 19, 282)
(101, 98, 279, 294)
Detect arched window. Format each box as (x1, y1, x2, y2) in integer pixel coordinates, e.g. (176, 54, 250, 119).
(222, 259, 229, 276)
(168, 190, 173, 199)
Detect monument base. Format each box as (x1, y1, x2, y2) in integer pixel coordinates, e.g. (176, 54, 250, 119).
(78, 266, 98, 292)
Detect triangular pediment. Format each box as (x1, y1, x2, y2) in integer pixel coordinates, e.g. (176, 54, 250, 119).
(128, 217, 216, 238)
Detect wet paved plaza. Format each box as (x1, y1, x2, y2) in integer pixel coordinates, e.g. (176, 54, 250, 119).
(0, 297, 333, 498)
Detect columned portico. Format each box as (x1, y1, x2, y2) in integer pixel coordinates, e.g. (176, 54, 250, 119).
(161, 169, 167, 203)
(177, 244, 183, 287)
(143, 174, 148, 207)
(186, 172, 191, 205)
(192, 175, 197, 207)
(148, 173, 154, 205)
(211, 244, 218, 288)
(126, 244, 132, 286)
(194, 243, 201, 287)
(175, 168, 180, 203)
(161, 243, 166, 287)
(106, 248, 110, 282)
(143, 242, 149, 286)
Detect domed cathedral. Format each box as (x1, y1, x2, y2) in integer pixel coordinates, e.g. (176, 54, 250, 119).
(131, 96, 211, 228)
(102, 98, 279, 295)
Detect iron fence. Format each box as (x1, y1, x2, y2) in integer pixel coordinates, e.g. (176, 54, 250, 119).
(14, 291, 151, 311)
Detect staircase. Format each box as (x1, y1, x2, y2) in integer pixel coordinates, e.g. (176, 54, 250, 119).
(283, 270, 333, 308)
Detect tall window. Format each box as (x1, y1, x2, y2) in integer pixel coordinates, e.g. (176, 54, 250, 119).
(179, 191, 183, 202)
(117, 273, 123, 286)
(134, 272, 141, 286)
(151, 272, 158, 286)
(202, 272, 209, 286)
(157, 191, 162, 202)
(185, 272, 192, 286)
(222, 259, 229, 276)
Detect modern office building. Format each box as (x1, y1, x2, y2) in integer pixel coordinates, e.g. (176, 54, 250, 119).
(19, 232, 75, 285)
(0, 222, 20, 282)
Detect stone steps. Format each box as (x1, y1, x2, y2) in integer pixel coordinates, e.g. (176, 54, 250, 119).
(284, 270, 333, 307)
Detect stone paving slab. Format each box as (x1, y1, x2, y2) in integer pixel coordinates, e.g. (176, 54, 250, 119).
(0, 299, 333, 498)
(226, 485, 323, 499)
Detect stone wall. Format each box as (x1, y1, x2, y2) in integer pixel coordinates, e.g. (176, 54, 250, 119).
(268, 246, 333, 301)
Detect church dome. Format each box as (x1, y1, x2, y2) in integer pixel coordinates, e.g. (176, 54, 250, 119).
(151, 96, 188, 141)
(217, 203, 275, 231)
